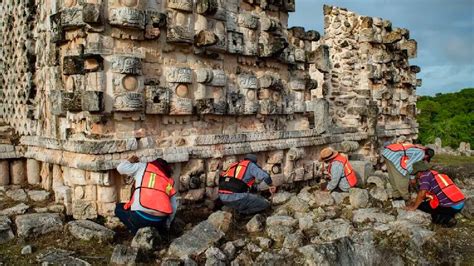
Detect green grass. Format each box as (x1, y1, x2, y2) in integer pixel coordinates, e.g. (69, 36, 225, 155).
(431, 154, 474, 166)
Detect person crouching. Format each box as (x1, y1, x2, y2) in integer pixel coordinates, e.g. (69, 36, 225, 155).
(319, 147, 357, 192)
(405, 161, 465, 227)
(115, 155, 178, 234)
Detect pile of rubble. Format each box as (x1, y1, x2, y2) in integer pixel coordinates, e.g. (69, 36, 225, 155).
(427, 138, 472, 157)
(2, 171, 472, 265)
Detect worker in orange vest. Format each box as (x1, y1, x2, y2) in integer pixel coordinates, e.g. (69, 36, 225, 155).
(405, 161, 465, 227)
(115, 155, 178, 234)
(382, 137, 434, 200)
(319, 147, 357, 192)
(219, 154, 277, 215)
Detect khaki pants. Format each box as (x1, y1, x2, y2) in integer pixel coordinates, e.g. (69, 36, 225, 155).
(386, 160, 410, 200)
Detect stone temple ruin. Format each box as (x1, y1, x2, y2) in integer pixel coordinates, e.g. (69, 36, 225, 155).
(0, 0, 420, 220)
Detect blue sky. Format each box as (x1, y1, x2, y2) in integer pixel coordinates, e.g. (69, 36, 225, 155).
(288, 0, 474, 96)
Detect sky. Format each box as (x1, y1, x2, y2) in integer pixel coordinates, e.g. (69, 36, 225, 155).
(288, 0, 474, 96)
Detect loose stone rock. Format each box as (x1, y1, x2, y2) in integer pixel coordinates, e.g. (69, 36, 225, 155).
(231, 251, 254, 266)
(314, 218, 353, 241)
(6, 188, 28, 202)
(266, 225, 295, 242)
(36, 248, 90, 265)
(168, 220, 225, 259)
(205, 247, 226, 265)
(27, 190, 50, 202)
(369, 187, 389, 202)
(246, 214, 265, 233)
(0, 215, 14, 244)
(266, 215, 298, 227)
(110, 244, 138, 265)
(67, 220, 115, 242)
(331, 192, 349, 205)
(391, 200, 406, 208)
(283, 196, 310, 213)
(16, 213, 63, 238)
(21, 245, 33, 255)
(396, 209, 431, 225)
(0, 203, 29, 216)
(298, 212, 316, 230)
(256, 237, 272, 249)
(246, 242, 263, 253)
(255, 252, 284, 265)
(131, 227, 160, 252)
(207, 211, 232, 233)
(367, 175, 386, 189)
(313, 191, 335, 207)
(272, 191, 294, 205)
(349, 188, 369, 208)
(352, 208, 395, 224)
(283, 231, 304, 249)
(221, 241, 236, 260)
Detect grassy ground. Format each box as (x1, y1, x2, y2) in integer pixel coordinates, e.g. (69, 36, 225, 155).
(431, 154, 474, 166)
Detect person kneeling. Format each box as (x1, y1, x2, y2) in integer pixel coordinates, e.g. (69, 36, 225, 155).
(319, 147, 357, 192)
(405, 161, 465, 227)
(218, 154, 276, 215)
(115, 155, 178, 234)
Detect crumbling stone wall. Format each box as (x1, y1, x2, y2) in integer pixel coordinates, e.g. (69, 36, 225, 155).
(320, 6, 419, 161)
(0, 1, 420, 219)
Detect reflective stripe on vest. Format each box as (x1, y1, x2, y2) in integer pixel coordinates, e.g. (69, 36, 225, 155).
(427, 170, 465, 208)
(385, 143, 424, 170)
(125, 163, 176, 214)
(328, 154, 357, 187)
(224, 160, 254, 187)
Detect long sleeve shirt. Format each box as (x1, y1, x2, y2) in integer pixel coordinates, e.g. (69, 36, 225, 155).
(382, 146, 425, 179)
(326, 161, 350, 192)
(117, 161, 178, 226)
(219, 161, 272, 202)
(418, 171, 464, 208)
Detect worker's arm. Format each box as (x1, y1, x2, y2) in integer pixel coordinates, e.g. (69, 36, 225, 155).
(117, 156, 142, 176)
(405, 148, 426, 179)
(405, 190, 427, 211)
(248, 163, 273, 186)
(166, 195, 178, 229)
(326, 161, 343, 191)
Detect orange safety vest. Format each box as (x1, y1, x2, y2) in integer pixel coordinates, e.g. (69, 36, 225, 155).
(426, 170, 465, 208)
(385, 143, 425, 170)
(218, 160, 254, 193)
(125, 163, 177, 214)
(328, 154, 357, 187)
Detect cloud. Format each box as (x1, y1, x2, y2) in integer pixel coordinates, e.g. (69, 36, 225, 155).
(417, 64, 474, 95)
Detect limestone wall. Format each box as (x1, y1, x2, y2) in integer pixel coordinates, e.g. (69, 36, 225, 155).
(0, 1, 420, 219)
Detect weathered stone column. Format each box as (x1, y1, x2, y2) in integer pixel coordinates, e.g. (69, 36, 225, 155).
(27, 159, 41, 185)
(0, 160, 10, 185)
(10, 160, 26, 185)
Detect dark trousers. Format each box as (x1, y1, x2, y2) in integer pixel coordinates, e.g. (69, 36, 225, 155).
(221, 193, 270, 215)
(417, 201, 462, 225)
(114, 203, 167, 234)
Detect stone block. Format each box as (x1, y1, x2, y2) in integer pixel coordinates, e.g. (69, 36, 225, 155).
(349, 161, 374, 185)
(26, 159, 41, 185)
(108, 8, 146, 30)
(63, 167, 87, 186)
(15, 213, 63, 238)
(307, 45, 330, 72)
(72, 200, 98, 220)
(11, 160, 26, 185)
(81, 91, 103, 112)
(0, 161, 10, 186)
(97, 186, 117, 203)
(50, 90, 82, 115)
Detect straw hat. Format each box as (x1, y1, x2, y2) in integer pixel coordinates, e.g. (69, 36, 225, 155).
(319, 147, 338, 162)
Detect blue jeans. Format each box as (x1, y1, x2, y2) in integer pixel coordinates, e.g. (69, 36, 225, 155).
(114, 203, 167, 234)
(220, 193, 270, 215)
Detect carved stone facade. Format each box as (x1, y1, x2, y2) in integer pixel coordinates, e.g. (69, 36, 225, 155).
(0, 2, 420, 219)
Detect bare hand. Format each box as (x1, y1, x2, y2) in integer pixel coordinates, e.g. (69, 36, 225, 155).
(128, 155, 139, 163)
(269, 186, 277, 194)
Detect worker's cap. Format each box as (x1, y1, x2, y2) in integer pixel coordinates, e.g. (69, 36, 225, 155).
(411, 160, 431, 175)
(319, 147, 338, 162)
(244, 154, 258, 163)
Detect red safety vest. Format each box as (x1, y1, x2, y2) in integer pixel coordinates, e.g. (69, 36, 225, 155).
(385, 143, 425, 170)
(328, 154, 357, 187)
(218, 160, 254, 193)
(125, 163, 177, 214)
(426, 170, 465, 208)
